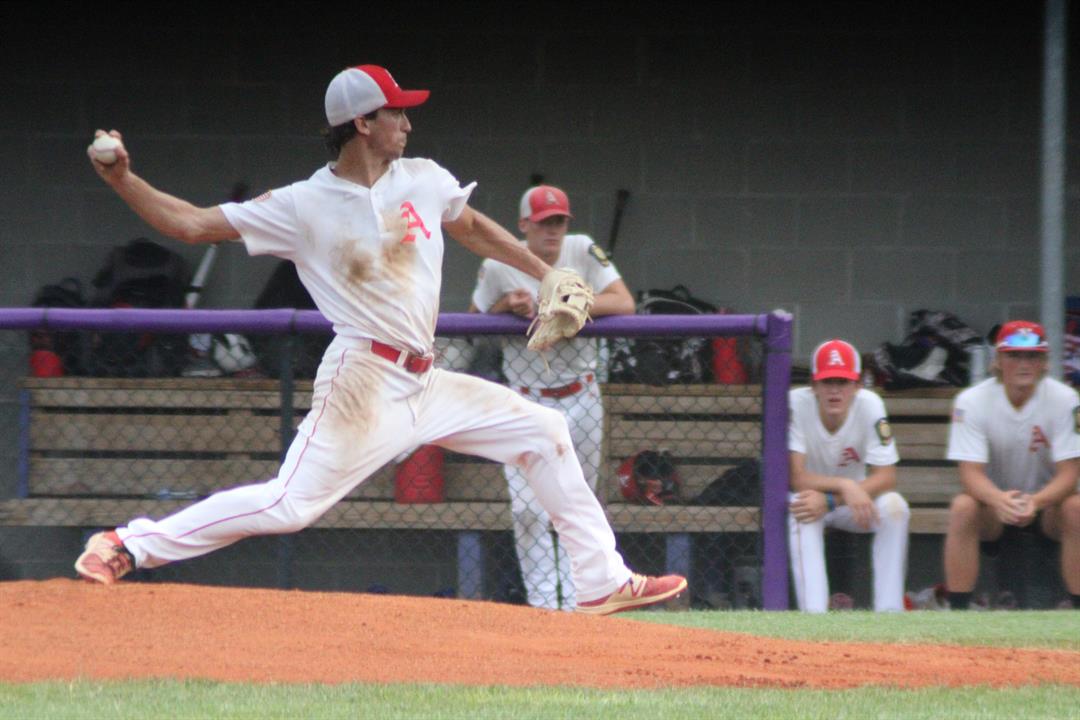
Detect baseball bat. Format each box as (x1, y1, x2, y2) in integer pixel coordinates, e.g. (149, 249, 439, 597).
(185, 181, 249, 310)
(607, 188, 630, 257)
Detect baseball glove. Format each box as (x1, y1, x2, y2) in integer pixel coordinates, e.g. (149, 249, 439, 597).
(526, 267, 595, 352)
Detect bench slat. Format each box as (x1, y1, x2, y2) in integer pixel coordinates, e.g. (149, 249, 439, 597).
(604, 394, 761, 415)
(30, 413, 288, 453)
(25, 459, 512, 502)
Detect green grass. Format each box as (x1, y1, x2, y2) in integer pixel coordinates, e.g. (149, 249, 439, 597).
(626, 608, 1080, 650)
(2, 611, 1078, 719)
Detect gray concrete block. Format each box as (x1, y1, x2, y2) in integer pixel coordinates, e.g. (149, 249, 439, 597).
(747, 248, 850, 304)
(792, 301, 904, 361)
(747, 142, 849, 193)
(1005, 196, 1039, 249)
(80, 192, 159, 248)
(955, 251, 1038, 303)
(1, 188, 83, 246)
(488, 84, 597, 140)
(643, 142, 744, 195)
(126, 137, 239, 203)
(86, 83, 191, 135)
(540, 141, 641, 199)
(800, 197, 900, 247)
(749, 34, 849, 86)
(941, 303, 1009, 340)
(27, 244, 112, 291)
(543, 35, 639, 85)
(441, 35, 540, 85)
(847, 35, 955, 86)
(230, 138, 327, 197)
(189, 85, 287, 135)
(0, 244, 33, 305)
(0, 83, 86, 134)
(416, 84, 495, 140)
(696, 83, 800, 140)
(956, 142, 1039, 195)
(696, 197, 798, 248)
(643, 33, 748, 88)
(798, 83, 902, 139)
(592, 85, 696, 142)
(955, 32, 1039, 87)
(850, 141, 958, 193)
(903, 195, 1006, 248)
(852, 249, 955, 305)
(633, 242, 749, 307)
(29, 136, 108, 189)
(604, 195, 700, 292)
(432, 140, 542, 194)
(905, 84, 1010, 139)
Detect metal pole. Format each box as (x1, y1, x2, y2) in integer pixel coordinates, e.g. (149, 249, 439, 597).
(1041, 0, 1068, 377)
(760, 310, 793, 610)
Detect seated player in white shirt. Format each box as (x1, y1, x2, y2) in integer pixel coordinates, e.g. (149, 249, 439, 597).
(788, 339, 909, 612)
(944, 320, 1080, 609)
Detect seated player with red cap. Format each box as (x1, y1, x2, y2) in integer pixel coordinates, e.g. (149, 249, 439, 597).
(787, 339, 910, 612)
(944, 320, 1080, 609)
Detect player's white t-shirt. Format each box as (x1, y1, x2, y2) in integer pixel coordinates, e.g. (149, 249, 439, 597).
(471, 234, 621, 387)
(788, 387, 899, 481)
(946, 377, 1080, 493)
(221, 159, 475, 354)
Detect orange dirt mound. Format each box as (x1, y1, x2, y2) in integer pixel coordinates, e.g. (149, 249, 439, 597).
(1, 579, 1078, 688)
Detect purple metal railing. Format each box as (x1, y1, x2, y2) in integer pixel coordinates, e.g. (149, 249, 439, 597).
(0, 308, 792, 608)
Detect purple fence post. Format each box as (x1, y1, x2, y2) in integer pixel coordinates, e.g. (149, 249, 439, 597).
(761, 310, 793, 610)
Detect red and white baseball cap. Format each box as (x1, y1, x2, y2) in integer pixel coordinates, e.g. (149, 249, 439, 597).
(995, 320, 1049, 353)
(811, 339, 861, 382)
(324, 65, 430, 126)
(519, 185, 573, 222)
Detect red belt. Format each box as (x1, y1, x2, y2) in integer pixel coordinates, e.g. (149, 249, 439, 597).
(370, 340, 433, 374)
(520, 373, 593, 399)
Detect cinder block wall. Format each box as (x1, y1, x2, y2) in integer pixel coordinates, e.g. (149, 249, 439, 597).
(2, 4, 1075, 358)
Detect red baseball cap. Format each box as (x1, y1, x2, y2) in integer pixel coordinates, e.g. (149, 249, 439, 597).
(811, 339, 861, 382)
(519, 185, 573, 222)
(995, 320, 1048, 352)
(324, 65, 430, 125)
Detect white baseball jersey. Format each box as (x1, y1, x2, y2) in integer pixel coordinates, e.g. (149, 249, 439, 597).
(472, 234, 620, 387)
(788, 387, 899, 478)
(787, 386, 907, 613)
(116, 158, 635, 605)
(470, 233, 618, 609)
(222, 159, 475, 354)
(947, 377, 1080, 493)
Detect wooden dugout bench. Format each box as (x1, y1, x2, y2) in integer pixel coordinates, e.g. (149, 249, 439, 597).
(1, 378, 958, 596)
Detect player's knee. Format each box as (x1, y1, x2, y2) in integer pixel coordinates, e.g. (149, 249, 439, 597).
(948, 493, 979, 524)
(1061, 494, 1080, 531)
(879, 492, 910, 525)
(528, 405, 572, 451)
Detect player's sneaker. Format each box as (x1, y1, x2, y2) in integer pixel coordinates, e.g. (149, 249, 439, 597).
(74, 530, 134, 585)
(576, 573, 687, 615)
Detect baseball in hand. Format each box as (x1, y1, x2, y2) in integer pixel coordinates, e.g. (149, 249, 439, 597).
(91, 135, 122, 165)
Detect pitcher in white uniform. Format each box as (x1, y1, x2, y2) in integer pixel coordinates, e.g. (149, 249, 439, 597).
(944, 320, 1080, 610)
(788, 339, 909, 612)
(470, 185, 634, 610)
(75, 64, 686, 615)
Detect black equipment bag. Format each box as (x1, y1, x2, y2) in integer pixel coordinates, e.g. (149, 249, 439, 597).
(87, 238, 191, 377)
(608, 285, 717, 384)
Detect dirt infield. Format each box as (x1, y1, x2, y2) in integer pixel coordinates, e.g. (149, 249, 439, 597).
(1, 579, 1078, 689)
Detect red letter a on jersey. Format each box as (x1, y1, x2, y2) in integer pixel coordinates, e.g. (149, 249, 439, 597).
(400, 201, 431, 244)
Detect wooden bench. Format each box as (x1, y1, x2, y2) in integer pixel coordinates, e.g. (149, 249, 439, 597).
(2, 378, 766, 594)
(878, 387, 961, 533)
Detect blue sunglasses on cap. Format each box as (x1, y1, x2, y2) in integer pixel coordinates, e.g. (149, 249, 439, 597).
(997, 330, 1047, 350)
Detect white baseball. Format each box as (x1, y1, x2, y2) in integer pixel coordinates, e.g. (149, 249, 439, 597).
(91, 135, 122, 165)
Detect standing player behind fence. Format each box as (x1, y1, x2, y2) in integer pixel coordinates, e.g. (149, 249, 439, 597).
(787, 339, 910, 612)
(75, 64, 686, 615)
(469, 185, 634, 610)
(944, 320, 1080, 610)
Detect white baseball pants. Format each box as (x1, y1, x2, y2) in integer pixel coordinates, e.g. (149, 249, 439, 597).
(506, 378, 603, 610)
(788, 491, 910, 612)
(118, 335, 632, 602)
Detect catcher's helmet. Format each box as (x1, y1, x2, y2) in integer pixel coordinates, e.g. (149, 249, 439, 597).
(618, 450, 681, 505)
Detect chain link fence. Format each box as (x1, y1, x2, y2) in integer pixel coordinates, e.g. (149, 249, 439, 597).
(0, 310, 790, 610)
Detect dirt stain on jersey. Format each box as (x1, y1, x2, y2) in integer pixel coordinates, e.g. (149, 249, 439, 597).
(381, 240, 417, 285)
(332, 240, 375, 288)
